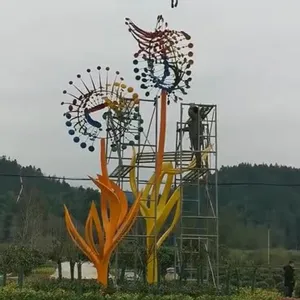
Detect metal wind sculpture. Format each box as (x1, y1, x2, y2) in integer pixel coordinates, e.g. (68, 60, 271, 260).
(60, 14, 195, 286)
(64, 139, 141, 287)
(125, 15, 194, 104)
(126, 15, 194, 284)
(60, 64, 146, 286)
(61, 66, 143, 153)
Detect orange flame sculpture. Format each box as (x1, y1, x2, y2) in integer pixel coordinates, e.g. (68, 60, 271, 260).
(64, 138, 141, 287)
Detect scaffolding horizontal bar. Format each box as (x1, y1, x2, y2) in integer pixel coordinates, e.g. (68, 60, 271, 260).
(175, 166, 216, 171)
(109, 165, 133, 178)
(177, 120, 216, 125)
(179, 104, 215, 119)
(177, 179, 218, 186)
(106, 178, 218, 187)
(182, 169, 209, 181)
(137, 151, 193, 163)
(180, 103, 216, 108)
(109, 164, 158, 177)
(108, 167, 214, 182)
(108, 144, 157, 150)
(107, 157, 133, 161)
(182, 200, 200, 204)
(176, 236, 209, 241)
(181, 215, 218, 219)
(126, 234, 157, 238)
(179, 234, 218, 239)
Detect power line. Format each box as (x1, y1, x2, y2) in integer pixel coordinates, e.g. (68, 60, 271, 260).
(0, 173, 299, 187)
(0, 173, 89, 181)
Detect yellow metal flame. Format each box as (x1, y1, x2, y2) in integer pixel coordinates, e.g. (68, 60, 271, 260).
(129, 145, 212, 283)
(128, 90, 213, 284)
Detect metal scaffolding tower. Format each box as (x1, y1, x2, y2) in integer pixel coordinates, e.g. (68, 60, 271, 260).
(106, 99, 218, 286)
(175, 103, 219, 286)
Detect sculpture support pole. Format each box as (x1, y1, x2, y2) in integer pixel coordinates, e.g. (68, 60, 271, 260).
(155, 90, 167, 177)
(147, 251, 158, 284)
(146, 90, 167, 284)
(96, 260, 109, 286)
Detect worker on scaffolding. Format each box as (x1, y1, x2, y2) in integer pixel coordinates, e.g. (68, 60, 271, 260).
(177, 104, 205, 168)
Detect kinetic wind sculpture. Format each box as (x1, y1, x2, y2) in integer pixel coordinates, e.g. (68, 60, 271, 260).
(126, 15, 194, 284)
(125, 15, 194, 105)
(61, 66, 143, 287)
(61, 66, 143, 153)
(61, 14, 196, 286)
(64, 139, 141, 287)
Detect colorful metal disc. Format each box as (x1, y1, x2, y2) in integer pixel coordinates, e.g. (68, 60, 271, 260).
(61, 66, 144, 152)
(126, 15, 194, 104)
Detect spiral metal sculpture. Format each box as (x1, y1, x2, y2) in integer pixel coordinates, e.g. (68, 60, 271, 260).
(61, 66, 144, 152)
(125, 15, 194, 104)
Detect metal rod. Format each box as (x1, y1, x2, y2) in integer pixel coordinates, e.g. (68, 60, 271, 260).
(153, 96, 159, 284)
(179, 102, 184, 278)
(267, 226, 270, 265)
(215, 106, 219, 288)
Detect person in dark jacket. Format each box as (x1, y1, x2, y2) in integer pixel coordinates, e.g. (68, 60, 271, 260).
(177, 104, 205, 168)
(283, 260, 295, 297)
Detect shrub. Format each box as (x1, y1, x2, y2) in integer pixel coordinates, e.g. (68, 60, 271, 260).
(0, 287, 283, 300)
(32, 267, 56, 275)
(24, 278, 284, 299)
(26, 277, 284, 298)
(27, 279, 233, 296)
(28, 278, 101, 294)
(231, 288, 281, 300)
(294, 281, 300, 298)
(0, 245, 45, 276)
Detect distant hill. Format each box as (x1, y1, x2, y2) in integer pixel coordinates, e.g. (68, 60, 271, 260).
(1, 156, 300, 250)
(217, 163, 300, 249)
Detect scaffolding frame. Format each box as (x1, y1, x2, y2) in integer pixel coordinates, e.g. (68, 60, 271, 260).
(105, 99, 219, 286)
(175, 103, 219, 287)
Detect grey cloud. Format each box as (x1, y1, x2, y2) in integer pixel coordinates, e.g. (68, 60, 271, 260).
(1, 0, 300, 187)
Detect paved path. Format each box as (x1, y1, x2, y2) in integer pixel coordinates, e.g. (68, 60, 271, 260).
(50, 261, 98, 279)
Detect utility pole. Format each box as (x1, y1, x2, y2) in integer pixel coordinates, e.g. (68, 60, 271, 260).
(267, 210, 271, 266)
(267, 225, 270, 265)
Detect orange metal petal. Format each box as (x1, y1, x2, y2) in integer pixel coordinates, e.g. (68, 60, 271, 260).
(64, 205, 99, 264)
(93, 178, 121, 252)
(97, 174, 128, 227)
(109, 180, 128, 227)
(89, 176, 110, 238)
(85, 214, 99, 256)
(111, 192, 142, 252)
(85, 202, 105, 258)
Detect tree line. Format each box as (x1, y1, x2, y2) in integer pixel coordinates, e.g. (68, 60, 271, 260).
(1, 156, 300, 252)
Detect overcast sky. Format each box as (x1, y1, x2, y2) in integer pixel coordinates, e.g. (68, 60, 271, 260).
(1, 0, 300, 186)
